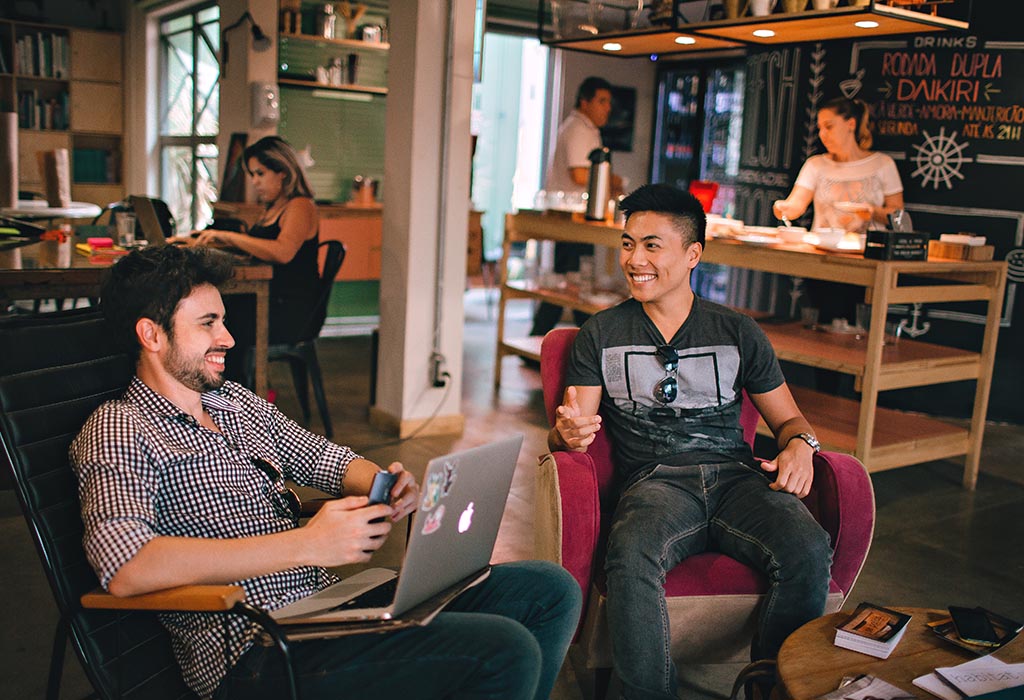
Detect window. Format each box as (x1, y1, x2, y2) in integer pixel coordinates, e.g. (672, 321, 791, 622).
(158, 4, 219, 233)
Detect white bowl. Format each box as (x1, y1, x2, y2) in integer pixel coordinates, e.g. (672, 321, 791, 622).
(811, 227, 845, 247)
(776, 226, 808, 244)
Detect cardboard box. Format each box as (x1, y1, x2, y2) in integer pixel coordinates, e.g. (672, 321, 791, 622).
(928, 240, 995, 261)
(864, 231, 929, 260)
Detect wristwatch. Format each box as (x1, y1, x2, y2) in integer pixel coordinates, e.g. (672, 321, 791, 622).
(788, 432, 821, 453)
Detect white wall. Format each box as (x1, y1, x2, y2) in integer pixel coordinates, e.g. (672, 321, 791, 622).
(550, 50, 657, 193)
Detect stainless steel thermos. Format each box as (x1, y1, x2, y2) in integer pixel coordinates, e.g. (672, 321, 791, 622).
(585, 147, 611, 221)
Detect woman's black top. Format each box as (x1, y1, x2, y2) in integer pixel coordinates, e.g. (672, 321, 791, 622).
(247, 202, 320, 344)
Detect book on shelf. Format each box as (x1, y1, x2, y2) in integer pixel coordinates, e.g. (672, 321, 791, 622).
(928, 607, 1023, 655)
(833, 602, 911, 659)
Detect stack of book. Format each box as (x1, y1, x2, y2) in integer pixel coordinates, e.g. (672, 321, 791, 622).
(75, 237, 128, 265)
(833, 603, 912, 659)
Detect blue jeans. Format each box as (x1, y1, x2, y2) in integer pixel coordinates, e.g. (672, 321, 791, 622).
(604, 462, 832, 700)
(216, 561, 581, 700)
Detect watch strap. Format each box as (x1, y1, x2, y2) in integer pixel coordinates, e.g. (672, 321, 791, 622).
(788, 432, 820, 453)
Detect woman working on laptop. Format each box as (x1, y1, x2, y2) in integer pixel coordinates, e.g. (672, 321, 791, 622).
(177, 136, 319, 383)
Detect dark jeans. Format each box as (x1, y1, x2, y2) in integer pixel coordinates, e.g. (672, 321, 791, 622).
(215, 561, 582, 700)
(604, 462, 832, 700)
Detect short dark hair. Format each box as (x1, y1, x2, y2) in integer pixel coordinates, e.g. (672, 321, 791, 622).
(576, 76, 612, 108)
(618, 184, 707, 247)
(100, 245, 235, 361)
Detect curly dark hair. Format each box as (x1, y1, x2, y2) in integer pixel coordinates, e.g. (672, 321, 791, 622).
(618, 183, 707, 248)
(100, 245, 235, 361)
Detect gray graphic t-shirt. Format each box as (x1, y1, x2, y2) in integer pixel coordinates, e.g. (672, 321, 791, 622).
(566, 297, 785, 479)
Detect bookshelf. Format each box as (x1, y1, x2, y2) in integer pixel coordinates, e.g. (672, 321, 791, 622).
(0, 21, 124, 207)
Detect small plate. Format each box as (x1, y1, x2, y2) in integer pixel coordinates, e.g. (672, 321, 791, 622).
(735, 233, 781, 246)
(742, 225, 780, 237)
(833, 201, 872, 215)
(815, 242, 865, 254)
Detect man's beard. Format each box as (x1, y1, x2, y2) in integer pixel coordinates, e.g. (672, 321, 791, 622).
(164, 342, 227, 393)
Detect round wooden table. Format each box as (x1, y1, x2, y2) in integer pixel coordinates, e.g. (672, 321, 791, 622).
(776, 607, 1024, 699)
(0, 199, 102, 223)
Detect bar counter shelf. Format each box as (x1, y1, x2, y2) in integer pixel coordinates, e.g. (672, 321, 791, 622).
(499, 211, 1008, 489)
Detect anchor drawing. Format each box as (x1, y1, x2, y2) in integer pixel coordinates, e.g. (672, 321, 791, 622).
(789, 277, 805, 319)
(899, 302, 931, 338)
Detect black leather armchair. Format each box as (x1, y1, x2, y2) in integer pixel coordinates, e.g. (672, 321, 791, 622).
(0, 309, 298, 700)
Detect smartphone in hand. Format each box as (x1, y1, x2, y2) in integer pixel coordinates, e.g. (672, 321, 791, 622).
(949, 606, 1001, 647)
(368, 470, 398, 506)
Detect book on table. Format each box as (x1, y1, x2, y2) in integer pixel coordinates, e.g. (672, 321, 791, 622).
(833, 602, 912, 659)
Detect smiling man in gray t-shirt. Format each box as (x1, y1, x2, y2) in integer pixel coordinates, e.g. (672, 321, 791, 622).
(549, 184, 832, 700)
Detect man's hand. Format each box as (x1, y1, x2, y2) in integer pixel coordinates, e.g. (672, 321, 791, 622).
(302, 496, 394, 566)
(759, 439, 814, 498)
(382, 462, 419, 521)
(553, 386, 602, 451)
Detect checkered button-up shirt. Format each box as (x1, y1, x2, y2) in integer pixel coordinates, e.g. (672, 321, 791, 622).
(70, 378, 361, 699)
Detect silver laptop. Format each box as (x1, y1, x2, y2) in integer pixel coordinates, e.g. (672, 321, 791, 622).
(129, 195, 169, 247)
(270, 434, 524, 624)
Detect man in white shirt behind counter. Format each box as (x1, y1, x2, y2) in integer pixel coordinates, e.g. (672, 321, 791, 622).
(531, 76, 624, 338)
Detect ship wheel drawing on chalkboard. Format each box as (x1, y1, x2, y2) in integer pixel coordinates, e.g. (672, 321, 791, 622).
(910, 127, 970, 190)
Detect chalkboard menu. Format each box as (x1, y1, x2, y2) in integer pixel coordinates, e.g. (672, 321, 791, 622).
(730, 31, 1023, 423)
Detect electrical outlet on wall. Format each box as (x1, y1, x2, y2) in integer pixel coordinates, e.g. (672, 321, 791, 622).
(251, 82, 280, 127)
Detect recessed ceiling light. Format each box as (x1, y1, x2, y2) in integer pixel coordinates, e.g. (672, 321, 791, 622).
(674, 36, 696, 45)
(603, 42, 622, 51)
(855, 20, 880, 28)
(752, 29, 775, 38)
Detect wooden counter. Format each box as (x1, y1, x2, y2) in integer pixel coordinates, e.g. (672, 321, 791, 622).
(214, 201, 383, 281)
(499, 211, 1008, 488)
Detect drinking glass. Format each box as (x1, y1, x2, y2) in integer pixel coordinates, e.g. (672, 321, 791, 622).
(115, 212, 136, 248)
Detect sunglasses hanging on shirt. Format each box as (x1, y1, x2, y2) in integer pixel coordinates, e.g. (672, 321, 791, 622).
(251, 456, 302, 522)
(650, 345, 679, 423)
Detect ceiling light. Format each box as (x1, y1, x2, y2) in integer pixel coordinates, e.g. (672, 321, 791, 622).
(674, 36, 696, 45)
(752, 29, 775, 38)
(855, 20, 880, 28)
(603, 42, 623, 51)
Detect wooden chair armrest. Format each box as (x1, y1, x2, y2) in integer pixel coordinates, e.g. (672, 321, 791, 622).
(81, 584, 247, 612)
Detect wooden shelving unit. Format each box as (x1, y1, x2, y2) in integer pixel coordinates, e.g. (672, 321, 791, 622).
(278, 76, 387, 95)
(538, 0, 970, 58)
(279, 31, 389, 52)
(501, 211, 1008, 489)
(0, 21, 124, 206)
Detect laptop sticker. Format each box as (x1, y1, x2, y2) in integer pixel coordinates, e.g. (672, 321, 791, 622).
(421, 504, 445, 535)
(421, 472, 444, 511)
(441, 460, 458, 496)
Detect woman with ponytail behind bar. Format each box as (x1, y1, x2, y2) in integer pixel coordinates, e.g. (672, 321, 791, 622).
(773, 97, 905, 327)
(773, 96, 904, 233)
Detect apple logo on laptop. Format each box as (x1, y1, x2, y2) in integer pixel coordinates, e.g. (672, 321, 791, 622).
(458, 502, 474, 533)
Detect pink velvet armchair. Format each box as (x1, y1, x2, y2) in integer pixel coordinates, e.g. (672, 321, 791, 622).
(534, 328, 875, 690)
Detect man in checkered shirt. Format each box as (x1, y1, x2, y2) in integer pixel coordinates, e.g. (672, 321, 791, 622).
(70, 245, 581, 700)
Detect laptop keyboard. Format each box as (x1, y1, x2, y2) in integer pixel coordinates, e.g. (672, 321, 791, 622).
(328, 577, 398, 611)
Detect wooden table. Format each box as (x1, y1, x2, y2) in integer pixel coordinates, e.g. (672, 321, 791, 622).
(0, 239, 273, 397)
(776, 607, 1024, 699)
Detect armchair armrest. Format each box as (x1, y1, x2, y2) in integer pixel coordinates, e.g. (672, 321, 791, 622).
(535, 450, 603, 597)
(81, 585, 246, 612)
(808, 451, 875, 599)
